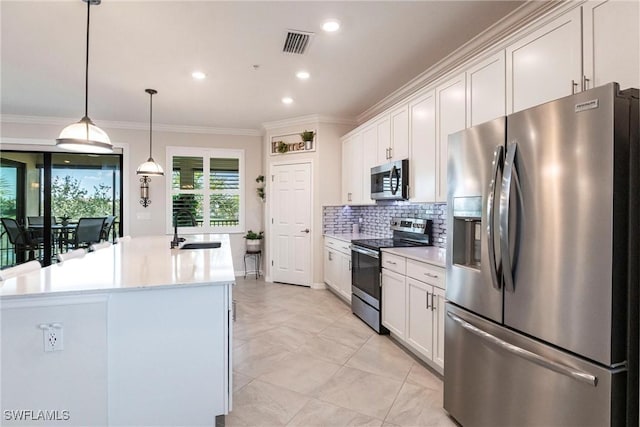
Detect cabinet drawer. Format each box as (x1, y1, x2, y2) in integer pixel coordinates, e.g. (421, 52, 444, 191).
(324, 237, 352, 256)
(406, 259, 445, 289)
(337, 242, 352, 255)
(382, 252, 406, 275)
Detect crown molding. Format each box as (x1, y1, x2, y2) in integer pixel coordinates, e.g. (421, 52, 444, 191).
(262, 114, 357, 131)
(0, 114, 263, 137)
(356, 0, 574, 124)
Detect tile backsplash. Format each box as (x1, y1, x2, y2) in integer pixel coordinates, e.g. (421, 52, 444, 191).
(323, 202, 447, 248)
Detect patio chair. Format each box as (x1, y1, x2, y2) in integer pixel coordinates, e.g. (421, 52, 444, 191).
(100, 215, 116, 241)
(70, 217, 107, 249)
(1, 218, 42, 262)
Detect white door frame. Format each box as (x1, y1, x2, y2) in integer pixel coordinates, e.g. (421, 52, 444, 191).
(267, 158, 314, 286)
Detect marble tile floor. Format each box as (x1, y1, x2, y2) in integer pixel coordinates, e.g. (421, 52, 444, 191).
(228, 277, 457, 427)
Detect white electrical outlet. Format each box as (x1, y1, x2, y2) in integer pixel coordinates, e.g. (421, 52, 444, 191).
(40, 323, 64, 352)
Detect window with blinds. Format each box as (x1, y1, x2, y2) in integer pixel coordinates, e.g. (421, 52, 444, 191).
(167, 148, 244, 233)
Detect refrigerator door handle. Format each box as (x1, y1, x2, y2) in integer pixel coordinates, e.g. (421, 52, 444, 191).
(447, 312, 598, 387)
(500, 142, 517, 292)
(487, 145, 504, 290)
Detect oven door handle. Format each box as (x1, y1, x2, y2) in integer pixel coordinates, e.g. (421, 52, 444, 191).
(351, 246, 379, 259)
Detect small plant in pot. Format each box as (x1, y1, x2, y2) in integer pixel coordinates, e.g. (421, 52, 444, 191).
(300, 130, 315, 150)
(244, 230, 263, 252)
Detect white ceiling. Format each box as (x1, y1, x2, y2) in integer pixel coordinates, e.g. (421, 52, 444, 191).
(1, 1, 525, 132)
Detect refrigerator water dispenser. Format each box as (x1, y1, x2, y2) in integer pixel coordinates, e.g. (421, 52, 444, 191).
(452, 196, 482, 269)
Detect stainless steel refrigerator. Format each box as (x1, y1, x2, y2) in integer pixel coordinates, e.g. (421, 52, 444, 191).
(444, 83, 638, 426)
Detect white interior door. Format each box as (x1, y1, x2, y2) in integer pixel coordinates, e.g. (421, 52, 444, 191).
(270, 162, 312, 286)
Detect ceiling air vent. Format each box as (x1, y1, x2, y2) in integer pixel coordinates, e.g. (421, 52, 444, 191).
(282, 30, 314, 55)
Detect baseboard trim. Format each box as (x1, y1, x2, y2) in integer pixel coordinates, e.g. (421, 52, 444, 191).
(310, 282, 327, 290)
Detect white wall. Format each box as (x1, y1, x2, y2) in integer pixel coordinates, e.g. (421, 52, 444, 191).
(1, 121, 263, 274)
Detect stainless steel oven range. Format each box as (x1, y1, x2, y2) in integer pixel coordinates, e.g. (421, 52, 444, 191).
(350, 217, 433, 333)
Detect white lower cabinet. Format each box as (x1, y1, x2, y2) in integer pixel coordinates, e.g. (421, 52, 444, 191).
(406, 278, 435, 359)
(382, 252, 446, 373)
(323, 237, 351, 302)
(382, 269, 406, 338)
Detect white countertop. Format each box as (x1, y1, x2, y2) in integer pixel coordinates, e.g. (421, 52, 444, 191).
(323, 232, 383, 242)
(0, 234, 235, 299)
(381, 246, 447, 268)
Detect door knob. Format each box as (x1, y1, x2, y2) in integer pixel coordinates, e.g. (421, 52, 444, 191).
(301, 229, 310, 233)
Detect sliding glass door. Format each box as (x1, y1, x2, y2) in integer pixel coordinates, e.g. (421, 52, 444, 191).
(0, 150, 122, 268)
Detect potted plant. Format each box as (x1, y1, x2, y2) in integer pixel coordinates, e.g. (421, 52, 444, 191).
(244, 230, 263, 252)
(300, 130, 315, 150)
(276, 141, 289, 153)
(256, 175, 265, 202)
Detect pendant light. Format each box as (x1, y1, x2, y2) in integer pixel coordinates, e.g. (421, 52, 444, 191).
(137, 89, 164, 176)
(56, 0, 112, 153)
(137, 89, 163, 208)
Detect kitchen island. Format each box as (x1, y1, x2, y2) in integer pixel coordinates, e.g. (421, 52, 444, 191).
(0, 234, 234, 426)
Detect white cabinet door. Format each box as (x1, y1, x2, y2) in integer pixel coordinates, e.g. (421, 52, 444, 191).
(436, 73, 467, 202)
(381, 268, 406, 338)
(323, 247, 337, 289)
(409, 89, 437, 202)
(376, 116, 391, 165)
(338, 251, 352, 302)
(362, 126, 377, 204)
(390, 104, 409, 161)
(341, 137, 350, 205)
(433, 286, 446, 370)
(350, 133, 364, 204)
(583, 0, 640, 91)
(506, 8, 582, 113)
(406, 278, 434, 359)
(467, 51, 506, 127)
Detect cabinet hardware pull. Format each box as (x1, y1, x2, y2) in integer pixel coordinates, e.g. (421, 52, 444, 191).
(571, 79, 578, 94)
(389, 147, 393, 159)
(426, 291, 431, 309)
(348, 260, 352, 271)
(424, 272, 439, 278)
(431, 293, 436, 311)
(387, 261, 397, 265)
(583, 75, 590, 91)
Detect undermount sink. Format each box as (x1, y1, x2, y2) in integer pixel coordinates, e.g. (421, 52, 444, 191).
(180, 241, 222, 249)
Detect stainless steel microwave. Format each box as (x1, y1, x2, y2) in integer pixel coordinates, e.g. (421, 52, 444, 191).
(371, 159, 409, 200)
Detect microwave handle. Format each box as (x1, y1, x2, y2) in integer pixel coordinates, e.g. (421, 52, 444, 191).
(390, 166, 400, 195)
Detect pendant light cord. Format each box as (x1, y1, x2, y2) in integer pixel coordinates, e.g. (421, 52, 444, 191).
(149, 92, 153, 158)
(84, 0, 91, 119)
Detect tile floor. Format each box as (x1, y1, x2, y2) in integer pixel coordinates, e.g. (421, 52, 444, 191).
(228, 277, 457, 427)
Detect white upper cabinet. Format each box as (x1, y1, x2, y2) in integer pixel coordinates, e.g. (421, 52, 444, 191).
(362, 126, 377, 204)
(376, 105, 409, 164)
(390, 104, 410, 161)
(436, 73, 467, 202)
(409, 89, 437, 202)
(376, 116, 391, 165)
(341, 133, 363, 205)
(583, 0, 640, 91)
(467, 52, 506, 127)
(506, 8, 582, 113)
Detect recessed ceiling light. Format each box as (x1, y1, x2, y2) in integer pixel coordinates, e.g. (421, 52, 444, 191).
(322, 19, 340, 32)
(282, 97, 294, 105)
(63, 160, 70, 164)
(192, 71, 206, 80)
(296, 71, 310, 80)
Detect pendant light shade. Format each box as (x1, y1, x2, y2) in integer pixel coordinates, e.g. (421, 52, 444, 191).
(56, 0, 112, 153)
(137, 89, 164, 176)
